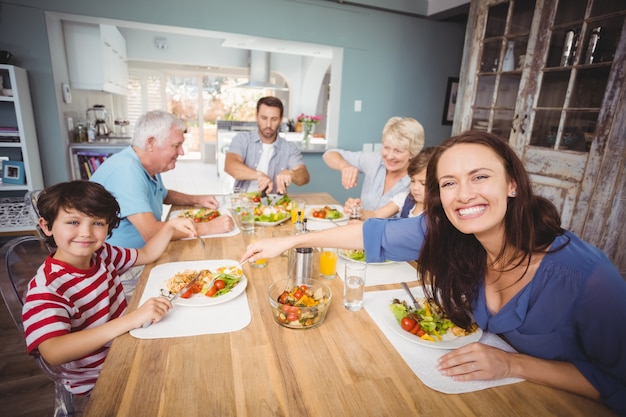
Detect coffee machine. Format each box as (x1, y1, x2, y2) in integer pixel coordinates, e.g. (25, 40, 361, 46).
(86, 105, 111, 137)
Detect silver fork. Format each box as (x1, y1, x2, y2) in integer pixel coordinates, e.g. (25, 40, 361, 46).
(197, 235, 205, 249)
(401, 282, 422, 310)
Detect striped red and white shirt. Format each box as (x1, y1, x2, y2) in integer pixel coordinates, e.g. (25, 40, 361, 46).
(22, 242, 138, 395)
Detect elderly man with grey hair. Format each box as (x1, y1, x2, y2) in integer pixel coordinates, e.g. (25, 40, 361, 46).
(91, 110, 234, 249)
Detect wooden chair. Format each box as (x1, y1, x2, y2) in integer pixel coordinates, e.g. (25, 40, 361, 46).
(0, 236, 80, 416)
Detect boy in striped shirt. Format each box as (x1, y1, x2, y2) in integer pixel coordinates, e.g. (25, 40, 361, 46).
(22, 181, 198, 396)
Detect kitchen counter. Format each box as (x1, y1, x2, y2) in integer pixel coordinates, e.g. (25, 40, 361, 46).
(70, 137, 132, 146)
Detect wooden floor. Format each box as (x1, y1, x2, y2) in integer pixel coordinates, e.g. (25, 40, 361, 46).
(0, 297, 54, 416)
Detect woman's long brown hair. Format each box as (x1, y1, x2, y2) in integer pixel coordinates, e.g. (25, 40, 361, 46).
(417, 131, 564, 328)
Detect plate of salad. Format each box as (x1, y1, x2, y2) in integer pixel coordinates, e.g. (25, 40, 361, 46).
(254, 204, 290, 226)
(386, 294, 482, 349)
(305, 205, 348, 223)
(338, 249, 395, 265)
(151, 260, 248, 307)
(171, 208, 221, 222)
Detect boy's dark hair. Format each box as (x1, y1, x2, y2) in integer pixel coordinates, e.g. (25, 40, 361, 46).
(256, 96, 284, 118)
(37, 181, 121, 241)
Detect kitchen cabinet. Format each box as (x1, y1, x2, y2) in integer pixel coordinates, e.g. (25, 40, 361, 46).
(68, 140, 129, 180)
(63, 22, 128, 96)
(454, 0, 626, 274)
(0, 65, 44, 232)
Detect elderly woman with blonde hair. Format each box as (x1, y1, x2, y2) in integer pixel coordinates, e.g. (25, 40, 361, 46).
(323, 116, 425, 216)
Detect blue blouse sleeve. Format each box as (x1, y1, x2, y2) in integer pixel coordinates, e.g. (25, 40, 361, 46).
(572, 260, 626, 413)
(362, 214, 427, 262)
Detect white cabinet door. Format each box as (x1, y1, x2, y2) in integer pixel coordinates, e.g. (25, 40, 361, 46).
(63, 22, 128, 95)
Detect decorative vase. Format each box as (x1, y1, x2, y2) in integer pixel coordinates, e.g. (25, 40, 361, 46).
(502, 41, 515, 71)
(302, 122, 314, 146)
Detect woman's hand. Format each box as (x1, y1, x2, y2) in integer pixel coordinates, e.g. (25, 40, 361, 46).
(437, 342, 513, 381)
(241, 236, 293, 263)
(340, 166, 360, 189)
(343, 198, 362, 217)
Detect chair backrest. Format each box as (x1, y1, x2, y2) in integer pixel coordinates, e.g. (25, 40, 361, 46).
(0, 235, 51, 332)
(25, 190, 47, 239)
(0, 236, 84, 416)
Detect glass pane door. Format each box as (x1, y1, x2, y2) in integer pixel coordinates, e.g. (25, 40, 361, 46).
(471, 0, 536, 139)
(531, 1, 625, 152)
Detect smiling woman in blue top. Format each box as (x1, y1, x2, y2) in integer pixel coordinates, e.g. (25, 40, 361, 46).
(323, 116, 425, 217)
(91, 110, 234, 248)
(243, 131, 626, 414)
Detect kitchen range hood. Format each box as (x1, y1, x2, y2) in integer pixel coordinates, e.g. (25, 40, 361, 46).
(236, 50, 288, 91)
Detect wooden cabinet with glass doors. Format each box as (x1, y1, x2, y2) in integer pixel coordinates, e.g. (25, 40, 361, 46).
(455, 0, 626, 274)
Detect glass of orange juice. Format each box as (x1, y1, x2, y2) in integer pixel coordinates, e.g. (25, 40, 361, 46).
(248, 233, 267, 269)
(290, 199, 306, 224)
(319, 247, 338, 279)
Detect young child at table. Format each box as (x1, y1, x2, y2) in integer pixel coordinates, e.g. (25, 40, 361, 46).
(346, 147, 435, 220)
(22, 181, 198, 396)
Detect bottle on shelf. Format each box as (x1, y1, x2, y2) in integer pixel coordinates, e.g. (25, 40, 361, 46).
(585, 27, 601, 64)
(502, 41, 515, 71)
(561, 30, 579, 66)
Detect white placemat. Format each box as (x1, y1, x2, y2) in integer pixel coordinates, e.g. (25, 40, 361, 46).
(170, 208, 241, 239)
(130, 260, 251, 339)
(306, 218, 347, 231)
(336, 257, 419, 286)
(363, 289, 522, 394)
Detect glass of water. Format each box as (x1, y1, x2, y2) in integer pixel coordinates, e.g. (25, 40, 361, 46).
(240, 200, 255, 234)
(343, 262, 366, 311)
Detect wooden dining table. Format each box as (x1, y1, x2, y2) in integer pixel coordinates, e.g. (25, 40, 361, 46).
(84, 193, 615, 416)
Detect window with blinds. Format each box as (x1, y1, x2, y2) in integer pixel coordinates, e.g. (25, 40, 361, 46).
(126, 67, 282, 160)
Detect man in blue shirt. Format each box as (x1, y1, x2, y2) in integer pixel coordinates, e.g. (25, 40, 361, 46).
(91, 110, 234, 248)
(225, 96, 309, 194)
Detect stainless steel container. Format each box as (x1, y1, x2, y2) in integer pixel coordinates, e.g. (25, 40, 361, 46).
(288, 247, 314, 284)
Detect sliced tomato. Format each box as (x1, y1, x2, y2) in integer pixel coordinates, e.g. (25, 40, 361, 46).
(206, 285, 217, 297)
(277, 291, 289, 304)
(180, 288, 194, 298)
(214, 279, 226, 290)
(293, 290, 304, 299)
(286, 312, 299, 322)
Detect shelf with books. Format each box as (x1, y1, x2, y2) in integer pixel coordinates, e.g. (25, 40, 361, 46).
(68, 141, 129, 180)
(0, 65, 43, 233)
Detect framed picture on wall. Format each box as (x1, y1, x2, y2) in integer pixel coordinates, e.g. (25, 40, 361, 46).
(2, 160, 25, 184)
(442, 77, 459, 125)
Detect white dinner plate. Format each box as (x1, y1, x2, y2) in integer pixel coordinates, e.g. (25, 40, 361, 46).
(170, 208, 224, 221)
(338, 249, 395, 265)
(305, 205, 348, 223)
(150, 259, 248, 307)
(383, 295, 483, 349)
(255, 216, 290, 227)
